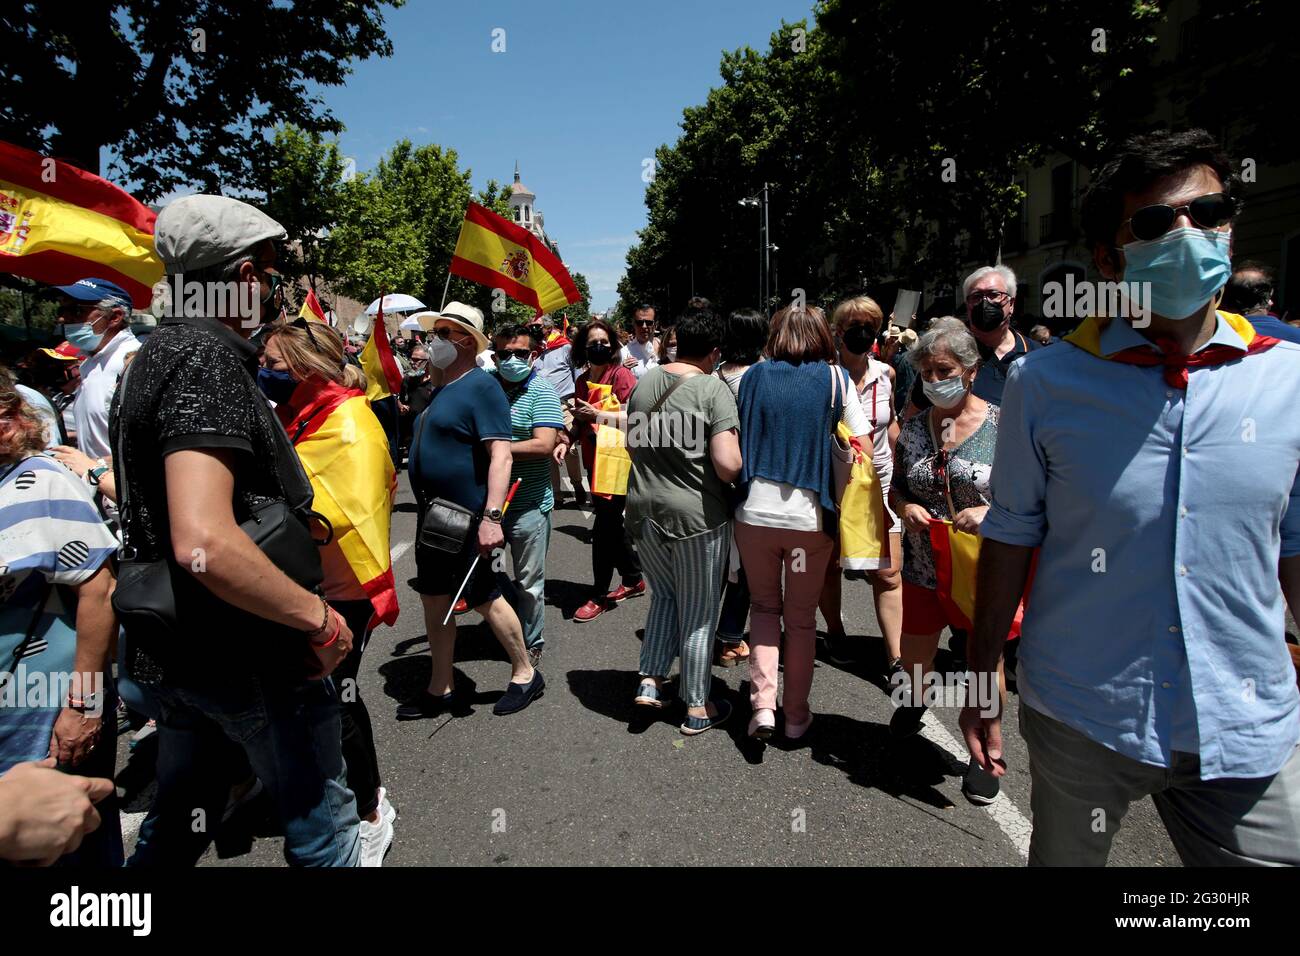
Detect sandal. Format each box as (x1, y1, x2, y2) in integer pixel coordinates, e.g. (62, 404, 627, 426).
(634, 679, 673, 709)
(680, 699, 733, 736)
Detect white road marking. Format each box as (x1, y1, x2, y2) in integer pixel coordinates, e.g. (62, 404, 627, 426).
(391, 541, 412, 564)
(919, 710, 1032, 859)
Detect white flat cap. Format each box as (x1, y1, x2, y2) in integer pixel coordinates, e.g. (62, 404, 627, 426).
(155, 195, 287, 273)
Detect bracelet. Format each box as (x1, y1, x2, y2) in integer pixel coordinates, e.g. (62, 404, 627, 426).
(305, 595, 331, 637)
(67, 693, 100, 712)
(311, 609, 342, 648)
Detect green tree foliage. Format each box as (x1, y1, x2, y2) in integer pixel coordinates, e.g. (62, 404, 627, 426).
(619, 1, 1172, 313)
(257, 126, 348, 290)
(0, 0, 401, 200)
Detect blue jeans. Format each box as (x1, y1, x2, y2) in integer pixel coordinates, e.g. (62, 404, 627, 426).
(502, 506, 551, 648)
(128, 674, 360, 867)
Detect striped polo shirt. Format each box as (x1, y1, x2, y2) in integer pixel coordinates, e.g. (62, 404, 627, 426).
(493, 370, 565, 514)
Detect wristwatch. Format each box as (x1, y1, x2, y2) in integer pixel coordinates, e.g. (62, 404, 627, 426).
(484, 507, 504, 523)
(87, 460, 109, 486)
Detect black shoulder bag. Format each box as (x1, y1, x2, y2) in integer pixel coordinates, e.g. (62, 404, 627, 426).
(111, 363, 326, 637)
(409, 403, 476, 553)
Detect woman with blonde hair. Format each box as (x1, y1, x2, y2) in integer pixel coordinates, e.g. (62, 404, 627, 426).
(734, 304, 873, 740)
(259, 317, 399, 866)
(821, 296, 904, 677)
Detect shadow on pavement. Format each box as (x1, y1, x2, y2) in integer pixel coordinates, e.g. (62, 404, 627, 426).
(551, 523, 592, 545)
(806, 712, 966, 812)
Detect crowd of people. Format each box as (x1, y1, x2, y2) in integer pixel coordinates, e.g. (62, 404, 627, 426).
(2, 128, 1299, 868)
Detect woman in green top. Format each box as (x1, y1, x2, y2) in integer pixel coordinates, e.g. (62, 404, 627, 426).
(625, 307, 743, 736)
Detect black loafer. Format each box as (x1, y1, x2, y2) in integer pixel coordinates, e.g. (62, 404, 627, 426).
(493, 670, 545, 715)
(396, 690, 456, 721)
(962, 759, 1001, 805)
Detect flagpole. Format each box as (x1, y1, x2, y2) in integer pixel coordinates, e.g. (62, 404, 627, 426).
(439, 272, 452, 311)
(442, 479, 522, 625)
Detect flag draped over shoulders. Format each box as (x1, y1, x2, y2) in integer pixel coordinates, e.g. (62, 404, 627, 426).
(279, 379, 399, 627)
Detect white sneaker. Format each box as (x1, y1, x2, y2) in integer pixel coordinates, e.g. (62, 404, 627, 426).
(358, 814, 394, 867)
(377, 786, 396, 827)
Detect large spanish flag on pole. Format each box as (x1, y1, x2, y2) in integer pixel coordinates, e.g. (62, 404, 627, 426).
(278, 379, 399, 627)
(361, 294, 403, 402)
(449, 201, 580, 316)
(0, 140, 162, 309)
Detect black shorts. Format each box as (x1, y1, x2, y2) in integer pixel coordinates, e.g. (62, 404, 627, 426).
(413, 534, 501, 608)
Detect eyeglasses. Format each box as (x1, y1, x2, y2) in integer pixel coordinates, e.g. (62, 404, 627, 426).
(431, 326, 463, 340)
(635, 320, 655, 328)
(965, 289, 1011, 305)
(495, 348, 533, 362)
(1123, 192, 1234, 242)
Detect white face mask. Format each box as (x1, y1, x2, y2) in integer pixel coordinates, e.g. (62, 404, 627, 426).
(428, 335, 458, 369)
(922, 373, 969, 409)
(665, 346, 678, 362)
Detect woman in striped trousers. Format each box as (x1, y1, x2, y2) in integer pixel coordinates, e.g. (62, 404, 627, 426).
(623, 306, 743, 735)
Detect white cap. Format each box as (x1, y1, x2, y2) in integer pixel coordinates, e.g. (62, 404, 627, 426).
(436, 301, 489, 352)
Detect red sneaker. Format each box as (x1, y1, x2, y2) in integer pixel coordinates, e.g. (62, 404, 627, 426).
(454, 597, 470, 615)
(573, 599, 607, 623)
(606, 581, 646, 603)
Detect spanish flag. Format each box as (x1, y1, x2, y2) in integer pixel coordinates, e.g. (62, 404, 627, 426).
(929, 520, 1030, 639)
(300, 288, 328, 323)
(450, 201, 580, 316)
(278, 379, 399, 627)
(360, 297, 403, 402)
(0, 139, 162, 309)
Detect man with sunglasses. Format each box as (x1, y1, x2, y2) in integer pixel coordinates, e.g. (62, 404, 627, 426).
(116, 195, 361, 866)
(489, 325, 566, 668)
(964, 129, 1300, 866)
(622, 303, 661, 380)
(51, 278, 139, 466)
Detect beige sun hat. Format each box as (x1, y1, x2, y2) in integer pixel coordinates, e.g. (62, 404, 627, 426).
(434, 301, 489, 352)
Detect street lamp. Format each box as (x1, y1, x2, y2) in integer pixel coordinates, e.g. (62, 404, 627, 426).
(739, 183, 771, 311)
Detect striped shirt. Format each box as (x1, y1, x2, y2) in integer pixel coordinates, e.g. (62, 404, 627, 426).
(493, 370, 565, 514)
(0, 456, 117, 772)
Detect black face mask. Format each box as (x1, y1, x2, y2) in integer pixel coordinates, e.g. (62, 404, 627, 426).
(841, 324, 875, 355)
(969, 299, 1005, 332)
(586, 342, 614, 364)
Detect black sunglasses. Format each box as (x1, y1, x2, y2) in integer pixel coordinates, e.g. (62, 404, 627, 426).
(1124, 192, 1234, 242)
(496, 348, 533, 361)
(634, 320, 655, 327)
(289, 316, 322, 350)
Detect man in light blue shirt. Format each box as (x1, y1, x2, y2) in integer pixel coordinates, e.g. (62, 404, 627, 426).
(962, 129, 1300, 866)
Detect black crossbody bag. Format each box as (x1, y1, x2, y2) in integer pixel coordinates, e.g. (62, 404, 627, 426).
(409, 403, 477, 553)
(110, 364, 327, 637)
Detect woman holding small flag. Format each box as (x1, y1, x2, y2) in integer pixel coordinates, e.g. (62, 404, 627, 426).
(260, 318, 399, 866)
(888, 317, 1004, 805)
(569, 319, 644, 623)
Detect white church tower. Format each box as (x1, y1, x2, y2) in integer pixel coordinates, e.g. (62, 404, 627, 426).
(508, 162, 559, 256)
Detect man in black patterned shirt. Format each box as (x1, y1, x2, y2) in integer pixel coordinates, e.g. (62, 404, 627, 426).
(116, 195, 360, 867)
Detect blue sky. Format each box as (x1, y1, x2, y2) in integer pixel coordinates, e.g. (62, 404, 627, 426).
(315, 0, 818, 310)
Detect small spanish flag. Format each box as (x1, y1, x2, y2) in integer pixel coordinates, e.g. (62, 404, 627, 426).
(929, 520, 1031, 639)
(360, 295, 403, 402)
(450, 201, 580, 316)
(299, 288, 328, 323)
(0, 139, 163, 308)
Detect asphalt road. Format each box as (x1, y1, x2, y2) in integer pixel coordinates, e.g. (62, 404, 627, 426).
(115, 471, 1182, 866)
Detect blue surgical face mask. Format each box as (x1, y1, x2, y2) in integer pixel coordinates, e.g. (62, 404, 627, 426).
(257, 367, 299, 404)
(63, 322, 104, 354)
(498, 356, 532, 383)
(1121, 226, 1232, 321)
(922, 373, 969, 409)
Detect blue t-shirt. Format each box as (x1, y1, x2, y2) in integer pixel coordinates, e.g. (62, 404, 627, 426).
(1247, 312, 1300, 346)
(408, 367, 513, 512)
(0, 457, 117, 773)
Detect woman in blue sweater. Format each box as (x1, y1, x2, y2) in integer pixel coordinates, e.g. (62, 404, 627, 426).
(735, 305, 873, 740)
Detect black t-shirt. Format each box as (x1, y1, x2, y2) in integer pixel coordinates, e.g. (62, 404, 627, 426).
(908, 328, 1037, 410)
(111, 314, 313, 680)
